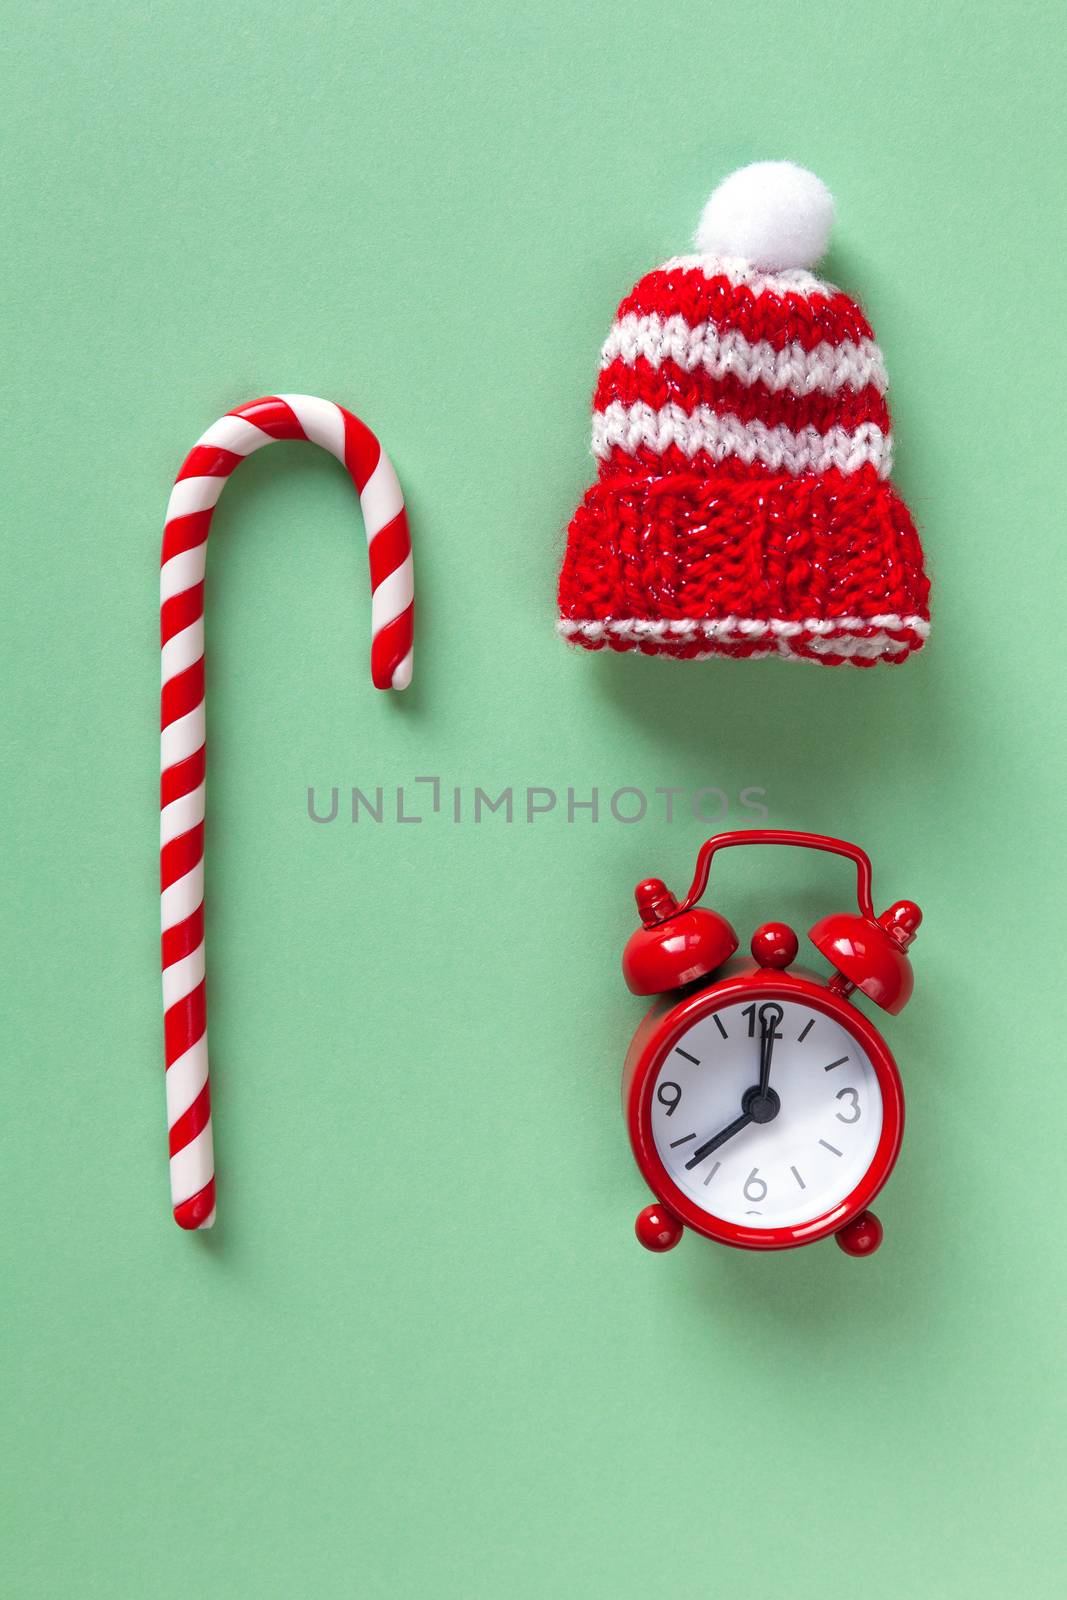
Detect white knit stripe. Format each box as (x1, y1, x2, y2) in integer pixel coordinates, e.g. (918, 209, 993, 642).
(160, 544, 208, 603)
(806, 632, 914, 658)
(661, 254, 839, 299)
(277, 393, 346, 462)
(687, 641, 911, 664)
(160, 619, 204, 686)
(160, 782, 206, 848)
(165, 475, 228, 524)
(592, 402, 892, 478)
(838, 614, 928, 637)
(195, 414, 275, 456)
(161, 862, 204, 933)
(559, 616, 929, 643)
(162, 942, 206, 1009)
(391, 648, 414, 691)
(169, 1122, 215, 1207)
(371, 555, 414, 635)
(601, 315, 887, 397)
(166, 1037, 210, 1129)
(360, 452, 405, 541)
(559, 627, 916, 664)
(160, 704, 206, 770)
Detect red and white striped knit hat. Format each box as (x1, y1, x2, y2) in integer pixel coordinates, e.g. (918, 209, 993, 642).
(557, 162, 930, 666)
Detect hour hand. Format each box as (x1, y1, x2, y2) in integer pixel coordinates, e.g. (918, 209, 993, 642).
(684, 1110, 752, 1169)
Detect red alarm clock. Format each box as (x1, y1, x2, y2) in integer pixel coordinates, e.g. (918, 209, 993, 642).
(621, 831, 921, 1258)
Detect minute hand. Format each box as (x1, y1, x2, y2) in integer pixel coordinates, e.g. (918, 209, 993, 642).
(758, 1003, 784, 1095)
(684, 1111, 752, 1169)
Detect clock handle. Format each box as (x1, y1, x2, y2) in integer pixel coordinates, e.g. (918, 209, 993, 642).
(673, 830, 877, 922)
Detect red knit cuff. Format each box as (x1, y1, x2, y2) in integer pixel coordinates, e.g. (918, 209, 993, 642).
(558, 463, 930, 667)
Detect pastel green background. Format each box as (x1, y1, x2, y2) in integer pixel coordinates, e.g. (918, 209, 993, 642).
(3, 1, 1065, 1595)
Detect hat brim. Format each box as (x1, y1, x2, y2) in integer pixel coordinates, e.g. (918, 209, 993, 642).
(557, 463, 930, 668)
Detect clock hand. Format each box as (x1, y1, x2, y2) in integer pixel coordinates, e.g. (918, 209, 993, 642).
(685, 1003, 786, 1173)
(684, 1110, 753, 1169)
(757, 1002, 784, 1097)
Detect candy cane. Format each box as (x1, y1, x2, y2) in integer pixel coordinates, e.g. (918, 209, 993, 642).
(160, 394, 413, 1229)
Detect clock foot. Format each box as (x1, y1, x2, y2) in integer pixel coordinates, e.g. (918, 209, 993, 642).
(836, 1210, 883, 1257)
(636, 1204, 683, 1252)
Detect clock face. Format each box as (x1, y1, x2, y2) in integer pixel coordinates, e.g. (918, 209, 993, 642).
(649, 995, 883, 1231)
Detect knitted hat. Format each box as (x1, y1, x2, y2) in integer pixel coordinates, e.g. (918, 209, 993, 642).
(558, 163, 930, 666)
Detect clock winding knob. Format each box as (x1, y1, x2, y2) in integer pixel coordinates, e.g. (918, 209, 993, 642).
(751, 922, 799, 969)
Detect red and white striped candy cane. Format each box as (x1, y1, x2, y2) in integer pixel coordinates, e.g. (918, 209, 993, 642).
(160, 394, 413, 1229)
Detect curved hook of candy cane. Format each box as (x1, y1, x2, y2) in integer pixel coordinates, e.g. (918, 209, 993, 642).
(160, 394, 414, 1229)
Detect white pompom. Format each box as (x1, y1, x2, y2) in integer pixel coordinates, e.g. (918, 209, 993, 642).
(695, 162, 834, 271)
